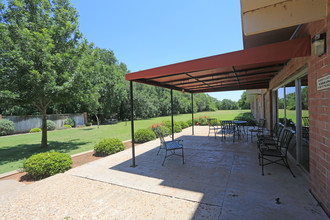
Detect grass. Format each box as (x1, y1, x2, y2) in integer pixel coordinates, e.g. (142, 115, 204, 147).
(0, 110, 250, 174)
(278, 109, 309, 124)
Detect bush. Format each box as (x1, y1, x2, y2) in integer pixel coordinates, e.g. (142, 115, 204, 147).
(151, 123, 171, 136)
(64, 118, 75, 127)
(234, 113, 257, 126)
(134, 129, 156, 143)
(63, 124, 72, 129)
(30, 128, 42, 133)
(23, 151, 72, 180)
(94, 138, 125, 156)
(195, 116, 209, 125)
(209, 118, 219, 126)
(186, 119, 198, 126)
(46, 120, 56, 131)
(162, 120, 183, 133)
(0, 119, 15, 136)
(85, 122, 92, 126)
(179, 121, 189, 129)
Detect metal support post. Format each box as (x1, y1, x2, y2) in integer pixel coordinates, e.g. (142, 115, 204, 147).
(130, 81, 136, 167)
(171, 89, 174, 140)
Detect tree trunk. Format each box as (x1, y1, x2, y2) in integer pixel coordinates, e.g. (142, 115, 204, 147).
(95, 113, 100, 128)
(41, 109, 48, 148)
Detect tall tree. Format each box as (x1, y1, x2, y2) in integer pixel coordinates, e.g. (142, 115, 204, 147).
(0, 0, 89, 147)
(238, 91, 251, 109)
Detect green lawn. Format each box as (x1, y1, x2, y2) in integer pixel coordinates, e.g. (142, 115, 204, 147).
(0, 110, 250, 174)
(278, 109, 309, 123)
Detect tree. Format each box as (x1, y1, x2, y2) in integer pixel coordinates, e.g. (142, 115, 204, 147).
(238, 91, 250, 109)
(0, 0, 89, 147)
(219, 99, 238, 110)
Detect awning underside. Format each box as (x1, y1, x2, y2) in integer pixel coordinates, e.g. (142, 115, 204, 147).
(126, 37, 310, 93)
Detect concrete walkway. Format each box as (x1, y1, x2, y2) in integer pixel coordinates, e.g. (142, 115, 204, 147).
(0, 126, 328, 219)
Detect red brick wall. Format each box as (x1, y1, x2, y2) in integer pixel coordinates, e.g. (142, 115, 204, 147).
(266, 3, 330, 214)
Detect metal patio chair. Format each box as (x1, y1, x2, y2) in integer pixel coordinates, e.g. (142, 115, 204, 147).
(249, 118, 266, 143)
(208, 118, 219, 138)
(257, 122, 284, 148)
(220, 120, 236, 142)
(258, 128, 295, 177)
(155, 128, 184, 166)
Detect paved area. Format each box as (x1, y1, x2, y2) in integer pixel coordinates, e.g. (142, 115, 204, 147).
(0, 126, 328, 219)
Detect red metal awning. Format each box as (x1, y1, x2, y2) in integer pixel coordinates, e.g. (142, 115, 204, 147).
(125, 37, 310, 93)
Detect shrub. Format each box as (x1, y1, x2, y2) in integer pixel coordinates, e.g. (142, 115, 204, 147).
(0, 119, 15, 136)
(23, 151, 72, 180)
(46, 120, 56, 131)
(195, 116, 209, 125)
(209, 118, 219, 126)
(63, 124, 72, 129)
(94, 138, 125, 156)
(151, 123, 171, 136)
(30, 128, 42, 133)
(64, 118, 75, 127)
(234, 113, 257, 126)
(85, 122, 92, 126)
(162, 120, 182, 133)
(179, 121, 189, 129)
(186, 119, 198, 126)
(134, 129, 156, 143)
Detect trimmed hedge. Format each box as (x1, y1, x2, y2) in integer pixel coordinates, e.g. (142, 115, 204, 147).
(30, 128, 42, 133)
(162, 120, 182, 133)
(63, 124, 72, 129)
(135, 129, 156, 143)
(0, 119, 15, 136)
(179, 121, 189, 129)
(94, 138, 125, 156)
(23, 151, 72, 180)
(234, 112, 257, 126)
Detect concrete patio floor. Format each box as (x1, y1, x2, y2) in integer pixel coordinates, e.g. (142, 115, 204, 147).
(0, 126, 328, 219)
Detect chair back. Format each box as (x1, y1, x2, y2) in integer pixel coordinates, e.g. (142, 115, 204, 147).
(155, 128, 166, 146)
(221, 120, 235, 130)
(279, 128, 295, 155)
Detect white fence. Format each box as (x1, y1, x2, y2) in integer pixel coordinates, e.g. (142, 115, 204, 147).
(2, 113, 86, 133)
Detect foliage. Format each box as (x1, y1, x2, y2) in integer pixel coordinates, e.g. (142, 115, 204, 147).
(219, 99, 238, 110)
(186, 119, 198, 126)
(162, 120, 182, 133)
(46, 120, 56, 131)
(85, 122, 92, 126)
(234, 112, 257, 126)
(238, 91, 251, 109)
(30, 128, 42, 133)
(0, 0, 92, 147)
(134, 129, 156, 143)
(64, 118, 75, 127)
(209, 118, 219, 126)
(23, 151, 72, 180)
(94, 138, 125, 156)
(151, 123, 170, 136)
(278, 86, 308, 111)
(0, 119, 15, 136)
(63, 125, 72, 129)
(194, 116, 209, 125)
(179, 121, 189, 129)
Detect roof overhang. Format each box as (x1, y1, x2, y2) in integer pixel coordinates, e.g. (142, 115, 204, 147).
(126, 37, 310, 93)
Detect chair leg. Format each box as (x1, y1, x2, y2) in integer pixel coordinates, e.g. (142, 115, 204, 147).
(162, 150, 167, 166)
(157, 145, 161, 155)
(283, 157, 296, 178)
(261, 154, 264, 176)
(182, 148, 184, 164)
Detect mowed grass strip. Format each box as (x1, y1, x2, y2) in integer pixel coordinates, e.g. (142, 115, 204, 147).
(0, 110, 249, 174)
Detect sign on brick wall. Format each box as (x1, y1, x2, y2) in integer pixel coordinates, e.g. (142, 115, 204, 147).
(317, 75, 330, 90)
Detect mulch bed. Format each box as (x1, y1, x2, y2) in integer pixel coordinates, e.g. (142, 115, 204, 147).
(0, 141, 138, 185)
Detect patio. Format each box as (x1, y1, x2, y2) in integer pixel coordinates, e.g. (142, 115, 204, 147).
(0, 126, 327, 219)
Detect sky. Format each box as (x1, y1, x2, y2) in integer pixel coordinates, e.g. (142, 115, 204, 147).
(70, 0, 245, 101)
